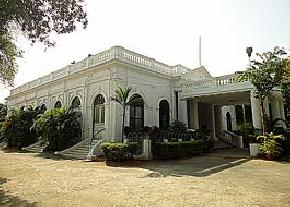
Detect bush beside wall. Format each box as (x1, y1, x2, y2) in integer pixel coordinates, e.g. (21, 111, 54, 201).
(152, 140, 213, 160)
(101, 142, 138, 161)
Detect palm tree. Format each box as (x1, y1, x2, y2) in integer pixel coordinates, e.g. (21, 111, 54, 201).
(112, 87, 143, 142)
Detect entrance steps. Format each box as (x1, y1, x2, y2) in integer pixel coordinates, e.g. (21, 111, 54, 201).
(213, 139, 235, 150)
(22, 141, 49, 153)
(55, 139, 91, 160)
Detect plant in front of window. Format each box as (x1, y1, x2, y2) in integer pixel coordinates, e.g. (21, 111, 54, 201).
(112, 87, 144, 142)
(238, 47, 288, 135)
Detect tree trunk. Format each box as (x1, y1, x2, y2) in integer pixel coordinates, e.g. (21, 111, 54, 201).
(121, 106, 125, 143)
(260, 101, 265, 135)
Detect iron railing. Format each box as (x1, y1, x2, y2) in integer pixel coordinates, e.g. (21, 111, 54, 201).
(126, 130, 201, 143)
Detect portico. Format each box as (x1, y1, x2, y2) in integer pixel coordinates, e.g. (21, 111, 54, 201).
(181, 74, 285, 140)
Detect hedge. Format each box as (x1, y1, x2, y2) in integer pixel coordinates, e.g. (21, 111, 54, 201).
(152, 140, 213, 160)
(100, 142, 138, 161)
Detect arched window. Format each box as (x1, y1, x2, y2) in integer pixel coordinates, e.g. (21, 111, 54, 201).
(130, 94, 144, 130)
(159, 100, 170, 129)
(226, 112, 232, 131)
(54, 101, 62, 109)
(40, 104, 47, 112)
(94, 94, 106, 124)
(71, 96, 81, 110)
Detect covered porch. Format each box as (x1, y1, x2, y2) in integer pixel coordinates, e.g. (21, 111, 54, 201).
(180, 73, 286, 141)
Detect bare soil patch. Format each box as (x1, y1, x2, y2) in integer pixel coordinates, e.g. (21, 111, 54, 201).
(1, 150, 290, 206)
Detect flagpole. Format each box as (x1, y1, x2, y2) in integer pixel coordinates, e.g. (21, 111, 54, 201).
(199, 36, 202, 67)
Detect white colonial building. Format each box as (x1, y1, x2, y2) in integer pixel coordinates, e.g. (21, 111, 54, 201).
(6, 46, 286, 142)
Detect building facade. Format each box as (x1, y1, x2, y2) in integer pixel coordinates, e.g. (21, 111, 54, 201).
(6, 46, 286, 141)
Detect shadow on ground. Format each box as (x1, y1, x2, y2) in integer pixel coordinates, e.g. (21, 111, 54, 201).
(107, 150, 251, 177)
(1, 148, 30, 154)
(0, 177, 36, 207)
(33, 152, 76, 161)
(141, 156, 249, 177)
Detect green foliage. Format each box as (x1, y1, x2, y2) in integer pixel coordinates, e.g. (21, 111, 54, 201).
(0, 33, 21, 86)
(239, 47, 288, 133)
(152, 140, 213, 160)
(169, 120, 187, 132)
(31, 108, 81, 152)
(0, 109, 38, 149)
(0, 0, 87, 86)
(0, 103, 7, 122)
(282, 82, 290, 124)
(100, 142, 138, 161)
(257, 134, 284, 160)
(240, 47, 287, 102)
(112, 86, 144, 141)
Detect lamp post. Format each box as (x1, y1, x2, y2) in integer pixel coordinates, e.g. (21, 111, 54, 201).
(243, 47, 253, 142)
(246, 46, 253, 64)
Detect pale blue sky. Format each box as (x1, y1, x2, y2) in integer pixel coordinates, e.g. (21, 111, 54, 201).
(1, 0, 290, 102)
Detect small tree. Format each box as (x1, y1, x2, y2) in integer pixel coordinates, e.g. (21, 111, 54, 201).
(239, 47, 288, 134)
(112, 87, 143, 142)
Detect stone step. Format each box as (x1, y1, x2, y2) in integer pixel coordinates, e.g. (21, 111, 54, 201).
(59, 153, 86, 160)
(66, 150, 88, 154)
(56, 139, 92, 160)
(213, 140, 234, 150)
(22, 141, 48, 153)
(61, 151, 87, 156)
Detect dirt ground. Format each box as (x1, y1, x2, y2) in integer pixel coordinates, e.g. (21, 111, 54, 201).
(1, 150, 290, 207)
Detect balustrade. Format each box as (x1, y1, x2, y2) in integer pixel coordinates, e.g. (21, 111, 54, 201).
(182, 74, 252, 96)
(10, 46, 190, 96)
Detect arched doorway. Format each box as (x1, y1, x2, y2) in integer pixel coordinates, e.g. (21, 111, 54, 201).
(159, 100, 170, 129)
(71, 96, 81, 111)
(130, 94, 144, 130)
(226, 112, 232, 131)
(54, 101, 62, 109)
(93, 94, 106, 125)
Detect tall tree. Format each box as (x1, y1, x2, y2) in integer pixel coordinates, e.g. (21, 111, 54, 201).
(239, 47, 288, 134)
(282, 59, 290, 124)
(112, 87, 143, 142)
(0, 0, 88, 86)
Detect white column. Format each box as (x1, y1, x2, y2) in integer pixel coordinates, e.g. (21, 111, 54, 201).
(193, 101, 199, 130)
(215, 105, 222, 137)
(230, 105, 237, 131)
(179, 100, 188, 127)
(271, 97, 281, 120)
(250, 90, 262, 129)
(263, 96, 270, 117)
(271, 91, 286, 129)
(82, 85, 87, 140)
(280, 99, 285, 120)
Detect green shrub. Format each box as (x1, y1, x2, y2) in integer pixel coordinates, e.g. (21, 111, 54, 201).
(101, 142, 137, 161)
(257, 134, 284, 160)
(152, 140, 213, 160)
(31, 108, 81, 152)
(0, 109, 38, 149)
